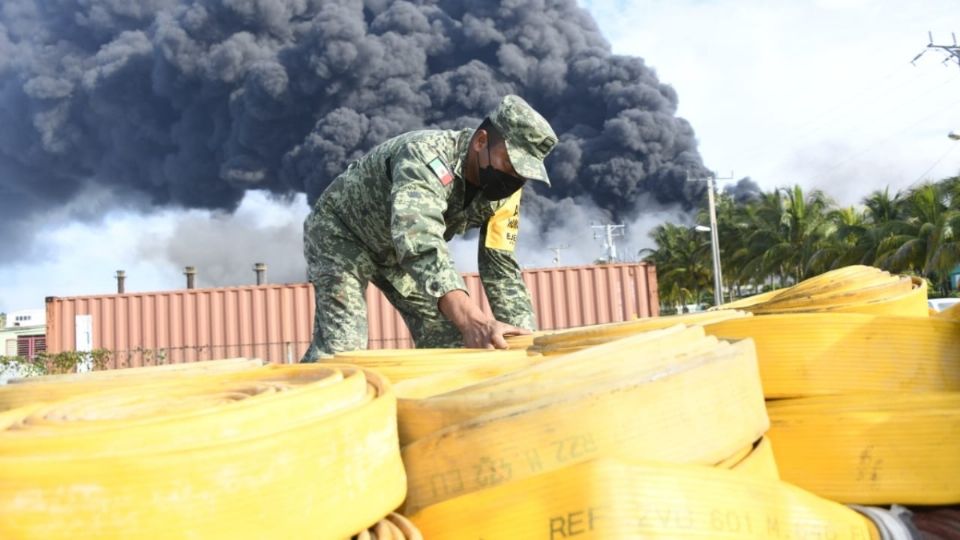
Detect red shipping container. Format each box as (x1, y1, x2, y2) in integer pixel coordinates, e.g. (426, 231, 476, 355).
(45, 263, 658, 367)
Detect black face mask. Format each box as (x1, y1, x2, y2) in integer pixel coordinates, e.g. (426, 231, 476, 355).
(478, 146, 525, 200)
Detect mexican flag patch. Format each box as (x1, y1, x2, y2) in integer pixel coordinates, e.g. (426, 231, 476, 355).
(428, 157, 454, 186)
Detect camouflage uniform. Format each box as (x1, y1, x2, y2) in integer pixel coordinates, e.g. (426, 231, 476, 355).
(302, 95, 557, 360)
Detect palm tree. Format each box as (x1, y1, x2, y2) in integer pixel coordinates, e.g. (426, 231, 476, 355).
(737, 185, 832, 285)
(878, 183, 960, 295)
(645, 176, 960, 302)
(808, 205, 869, 271)
(641, 223, 713, 310)
(863, 187, 905, 224)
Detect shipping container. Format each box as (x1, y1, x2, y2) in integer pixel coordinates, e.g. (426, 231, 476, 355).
(46, 263, 658, 366)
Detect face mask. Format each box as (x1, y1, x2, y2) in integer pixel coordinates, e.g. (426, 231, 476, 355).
(478, 146, 525, 200)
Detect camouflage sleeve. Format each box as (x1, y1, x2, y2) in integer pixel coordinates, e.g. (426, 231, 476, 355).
(477, 191, 537, 330)
(389, 147, 467, 301)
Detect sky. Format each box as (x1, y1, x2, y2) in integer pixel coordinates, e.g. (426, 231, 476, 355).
(2, 0, 959, 313)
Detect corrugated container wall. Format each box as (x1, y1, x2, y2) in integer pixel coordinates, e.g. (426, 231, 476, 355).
(46, 263, 658, 366)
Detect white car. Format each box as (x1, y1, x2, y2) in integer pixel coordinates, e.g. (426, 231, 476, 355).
(928, 298, 960, 312)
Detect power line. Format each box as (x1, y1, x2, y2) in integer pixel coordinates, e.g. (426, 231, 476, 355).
(734, 34, 960, 182)
(755, 76, 960, 181)
(799, 90, 960, 185)
(733, 68, 910, 164)
(731, 57, 957, 168)
(908, 141, 960, 189)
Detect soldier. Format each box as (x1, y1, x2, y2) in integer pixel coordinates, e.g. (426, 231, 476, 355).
(301, 94, 558, 361)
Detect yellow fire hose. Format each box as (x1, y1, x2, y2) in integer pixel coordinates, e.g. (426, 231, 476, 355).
(766, 392, 960, 505)
(6, 357, 263, 384)
(716, 266, 928, 317)
(392, 354, 545, 401)
(715, 266, 882, 311)
(503, 333, 537, 348)
(410, 458, 880, 539)
(3, 264, 939, 537)
(0, 357, 264, 411)
(703, 313, 960, 397)
(399, 326, 768, 513)
(331, 348, 532, 383)
(0, 364, 407, 539)
(397, 325, 742, 443)
(529, 309, 749, 355)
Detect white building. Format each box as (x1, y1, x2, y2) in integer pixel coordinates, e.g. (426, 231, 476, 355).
(4, 308, 45, 330)
(1, 308, 47, 384)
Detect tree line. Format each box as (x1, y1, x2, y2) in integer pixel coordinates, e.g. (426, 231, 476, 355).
(642, 175, 960, 312)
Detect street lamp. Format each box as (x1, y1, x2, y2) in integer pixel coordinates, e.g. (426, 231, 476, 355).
(694, 217, 723, 306)
(688, 173, 726, 307)
(705, 176, 724, 307)
(693, 224, 723, 306)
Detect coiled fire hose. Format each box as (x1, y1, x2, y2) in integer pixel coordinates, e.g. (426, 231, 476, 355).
(410, 458, 880, 539)
(0, 364, 407, 539)
(7, 357, 263, 384)
(766, 393, 960, 505)
(717, 265, 928, 317)
(397, 325, 769, 513)
(702, 313, 960, 397)
(0, 357, 264, 410)
(528, 309, 749, 355)
(332, 348, 534, 383)
(349, 513, 424, 540)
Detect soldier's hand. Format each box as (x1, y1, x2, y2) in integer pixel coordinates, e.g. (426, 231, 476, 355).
(462, 319, 530, 349)
(438, 289, 531, 349)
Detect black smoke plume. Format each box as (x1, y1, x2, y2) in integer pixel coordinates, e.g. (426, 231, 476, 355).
(723, 177, 763, 204)
(0, 0, 705, 255)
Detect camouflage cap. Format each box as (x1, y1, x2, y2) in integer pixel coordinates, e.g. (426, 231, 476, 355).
(489, 95, 558, 185)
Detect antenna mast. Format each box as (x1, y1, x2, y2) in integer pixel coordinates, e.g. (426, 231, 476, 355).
(591, 224, 625, 262)
(911, 32, 960, 69)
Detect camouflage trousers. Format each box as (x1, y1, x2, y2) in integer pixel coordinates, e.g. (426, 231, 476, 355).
(300, 204, 462, 362)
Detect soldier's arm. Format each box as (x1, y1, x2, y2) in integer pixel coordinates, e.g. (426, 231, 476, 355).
(389, 148, 528, 348)
(477, 190, 537, 331)
(388, 149, 466, 299)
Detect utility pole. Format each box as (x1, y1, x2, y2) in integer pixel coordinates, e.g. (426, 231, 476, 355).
(690, 171, 734, 306)
(591, 224, 625, 263)
(548, 244, 570, 266)
(911, 32, 960, 69)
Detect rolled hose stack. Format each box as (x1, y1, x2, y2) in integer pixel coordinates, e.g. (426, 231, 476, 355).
(0, 357, 265, 410)
(399, 265, 950, 537)
(2, 265, 946, 537)
(397, 327, 769, 496)
(397, 324, 880, 538)
(697, 266, 960, 527)
(703, 313, 960, 506)
(0, 362, 407, 539)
